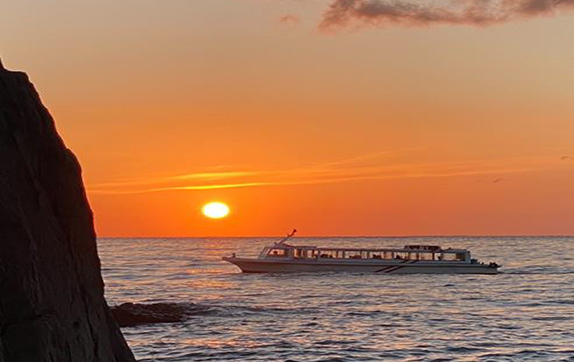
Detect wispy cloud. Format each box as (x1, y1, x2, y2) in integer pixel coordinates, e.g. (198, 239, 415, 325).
(87, 150, 570, 195)
(88, 171, 258, 189)
(278, 13, 301, 25)
(91, 182, 267, 195)
(320, 0, 574, 30)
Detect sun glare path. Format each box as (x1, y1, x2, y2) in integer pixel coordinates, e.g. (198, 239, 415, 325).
(202, 202, 230, 219)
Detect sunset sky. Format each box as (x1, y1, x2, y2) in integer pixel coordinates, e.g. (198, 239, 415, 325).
(2, 0, 574, 236)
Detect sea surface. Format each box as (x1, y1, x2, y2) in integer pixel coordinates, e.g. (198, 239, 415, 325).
(99, 237, 574, 361)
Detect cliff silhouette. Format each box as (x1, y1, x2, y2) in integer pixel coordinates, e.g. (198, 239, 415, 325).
(0, 59, 135, 361)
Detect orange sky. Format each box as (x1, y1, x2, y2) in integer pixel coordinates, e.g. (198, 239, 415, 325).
(2, 0, 574, 236)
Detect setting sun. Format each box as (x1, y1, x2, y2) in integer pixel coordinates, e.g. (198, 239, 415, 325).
(202, 202, 230, 219)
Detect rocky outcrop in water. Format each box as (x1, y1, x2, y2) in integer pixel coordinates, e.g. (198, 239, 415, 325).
(110, 302, 288, 327)
(111, 303, 190, 327)
(0, 59, 135, 361)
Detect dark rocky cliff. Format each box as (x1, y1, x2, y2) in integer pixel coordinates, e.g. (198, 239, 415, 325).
(0, 60, 136, 361)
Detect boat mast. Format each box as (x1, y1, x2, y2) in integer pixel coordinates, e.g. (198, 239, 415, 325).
(275, 229, 297, 245)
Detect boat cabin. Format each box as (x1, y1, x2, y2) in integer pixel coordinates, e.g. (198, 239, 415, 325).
(259, 244, 471, 262)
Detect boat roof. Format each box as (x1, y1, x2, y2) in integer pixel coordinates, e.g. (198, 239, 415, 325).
(267, 244, 468, 253)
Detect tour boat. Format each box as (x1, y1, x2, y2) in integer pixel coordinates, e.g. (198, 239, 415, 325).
(222, 230, 500, 274)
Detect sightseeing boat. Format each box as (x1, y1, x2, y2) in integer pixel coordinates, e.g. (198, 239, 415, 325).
(223, 231, 500, 274)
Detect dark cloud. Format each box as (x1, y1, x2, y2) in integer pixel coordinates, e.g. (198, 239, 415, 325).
(320, 0, 574, 30)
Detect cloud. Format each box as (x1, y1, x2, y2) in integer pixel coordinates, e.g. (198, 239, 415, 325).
(88, 171, 258, 189)
(278, 13, 301, 25)
(87, 151, 568, 195)
(320, 0, 574, 30)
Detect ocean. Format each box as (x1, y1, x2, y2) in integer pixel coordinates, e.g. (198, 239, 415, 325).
(99, 237, 574, 361)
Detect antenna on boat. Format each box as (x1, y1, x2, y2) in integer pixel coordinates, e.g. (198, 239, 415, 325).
(276, 229, 297, 245)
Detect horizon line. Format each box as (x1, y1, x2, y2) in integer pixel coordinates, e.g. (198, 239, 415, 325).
(96, 234, 574, 239)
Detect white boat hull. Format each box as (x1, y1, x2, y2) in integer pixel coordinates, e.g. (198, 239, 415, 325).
(222, 257, 499, 274)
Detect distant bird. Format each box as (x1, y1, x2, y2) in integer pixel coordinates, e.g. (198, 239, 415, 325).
(478, 178, 503, 184)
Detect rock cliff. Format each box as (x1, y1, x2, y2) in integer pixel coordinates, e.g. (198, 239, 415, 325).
(0, 60, 135, 361)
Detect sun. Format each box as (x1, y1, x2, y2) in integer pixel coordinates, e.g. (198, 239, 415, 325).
(202, 202, 230, 219)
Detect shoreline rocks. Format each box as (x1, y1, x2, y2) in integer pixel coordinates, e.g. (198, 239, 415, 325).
(111, 303, 190, 327)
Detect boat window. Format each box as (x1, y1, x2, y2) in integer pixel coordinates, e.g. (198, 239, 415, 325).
(456, 253, 466, 261)
(347, 251, 362, 259)
(394, 252, 409, 260)
(418, 252, 432, 261)
(443, 253, 462, 261)
(319, 250, 337, 258)
(267, 248, 287, 258)
(293, 248, 306, 259)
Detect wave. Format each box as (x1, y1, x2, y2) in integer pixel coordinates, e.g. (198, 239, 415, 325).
(500, 266, 574, 275)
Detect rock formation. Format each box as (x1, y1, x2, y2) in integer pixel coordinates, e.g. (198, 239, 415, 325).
(0, 60, 135, 361)
(111, 303, 190, 327)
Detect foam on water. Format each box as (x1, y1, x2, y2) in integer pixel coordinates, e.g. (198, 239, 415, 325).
(99, 237, 574, 361)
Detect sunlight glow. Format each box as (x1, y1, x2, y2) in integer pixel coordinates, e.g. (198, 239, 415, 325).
(202, 202, 230, 219)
